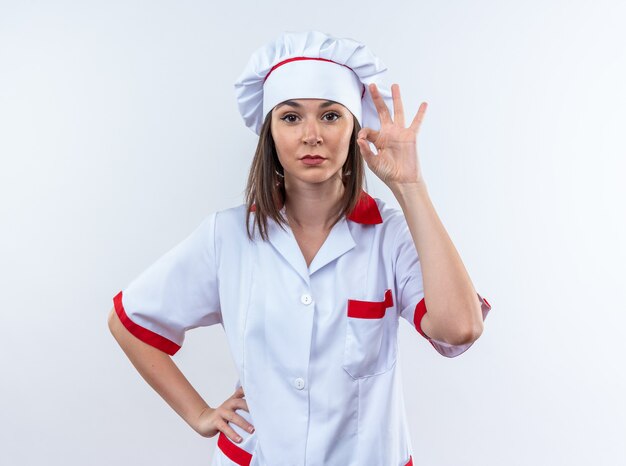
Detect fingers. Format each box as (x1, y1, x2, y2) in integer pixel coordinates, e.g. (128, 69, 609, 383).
(233, 396, 250, 413)
(358, 127, 379, 143)
(231, 387, 249, 411)
(219, 417, 246, 444)
(223, 408, 255, 435)
(409, 102, 428, 134)
(356, 135, 376, 165)
(219, 388, 254, 444)
(371, 82, 425, 134)
(368, 83, 392, 126)
(216, 411, 255, 444)
(391, 83, 405, 127)
(231, 386, 245, 398)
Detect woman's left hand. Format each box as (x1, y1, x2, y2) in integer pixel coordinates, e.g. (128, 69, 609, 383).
(356, 83, 427, 188)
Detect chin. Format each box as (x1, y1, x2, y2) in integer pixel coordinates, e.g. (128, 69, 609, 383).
(290, 172, 336, 185)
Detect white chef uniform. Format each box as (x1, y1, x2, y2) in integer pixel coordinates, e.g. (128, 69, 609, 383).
(112, 190, 492, 466)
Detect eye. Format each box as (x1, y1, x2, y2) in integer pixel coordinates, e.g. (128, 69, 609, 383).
(280, 114, 299, 123)
(323, 112, 341, 122)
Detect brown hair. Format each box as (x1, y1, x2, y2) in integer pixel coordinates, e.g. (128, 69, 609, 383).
(244, 110, 367, 242)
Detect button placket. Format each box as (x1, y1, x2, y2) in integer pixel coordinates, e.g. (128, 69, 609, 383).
(294, 292, 311, 392)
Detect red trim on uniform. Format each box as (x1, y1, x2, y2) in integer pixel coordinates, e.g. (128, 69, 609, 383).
(413, 297, 430, 340)
(347, 190, 383, 224)
(112, 291, 181, 356)
(263, 56, 366, 99)
(216, 430, 409, 466)
(414, 293, 492, 341)
(249, 190, 382, 225)
(217, 431, 252, 466)
(348, 289, 393, 318)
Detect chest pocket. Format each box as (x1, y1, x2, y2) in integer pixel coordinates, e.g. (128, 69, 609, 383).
(342, 288, 398, 379)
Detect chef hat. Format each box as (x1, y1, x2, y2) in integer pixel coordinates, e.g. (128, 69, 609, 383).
(234, 30, 394, 136)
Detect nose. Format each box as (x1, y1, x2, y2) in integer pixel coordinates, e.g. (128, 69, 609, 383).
(302, 119, 322, 146)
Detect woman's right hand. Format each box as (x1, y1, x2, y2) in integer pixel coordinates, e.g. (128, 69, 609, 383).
(194, 386, 255, 443)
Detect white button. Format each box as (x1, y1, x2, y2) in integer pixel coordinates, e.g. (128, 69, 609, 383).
(300, 293, 313, 305)
(294, 377, 305, 389)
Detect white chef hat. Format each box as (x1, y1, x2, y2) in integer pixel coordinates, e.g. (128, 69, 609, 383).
(234, 30, 394, 136)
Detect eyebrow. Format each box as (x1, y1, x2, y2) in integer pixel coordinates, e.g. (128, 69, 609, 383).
(274, 100, 337, 111)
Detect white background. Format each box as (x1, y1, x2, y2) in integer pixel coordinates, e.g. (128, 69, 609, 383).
(1, 1, 624, 465)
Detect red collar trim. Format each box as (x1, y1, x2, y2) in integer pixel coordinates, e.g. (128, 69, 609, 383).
(249, 190, 382, 225)
(347, 190, 383, 224)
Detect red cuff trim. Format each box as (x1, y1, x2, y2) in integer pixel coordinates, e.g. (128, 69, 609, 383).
(482, 296, 492, 309)
(405, 455, 413, 466)
(113, 291, 181, 356)
(414, 293, 491, 341)
(348, 289, 393, 318)
(413, 297, 429, 339)
(217, 431, 253, 466)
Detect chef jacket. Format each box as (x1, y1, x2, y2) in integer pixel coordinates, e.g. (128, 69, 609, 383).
(112, 190, 492, 466)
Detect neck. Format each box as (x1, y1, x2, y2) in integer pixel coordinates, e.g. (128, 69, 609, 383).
(283, 177, 345, 230)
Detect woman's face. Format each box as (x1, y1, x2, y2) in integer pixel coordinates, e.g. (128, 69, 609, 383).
(271, 98, 354, 188)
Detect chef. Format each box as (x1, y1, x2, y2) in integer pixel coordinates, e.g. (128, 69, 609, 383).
(109, 30, 493, 466)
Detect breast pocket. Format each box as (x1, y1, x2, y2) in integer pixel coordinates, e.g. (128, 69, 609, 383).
(342, 288, 398, 379)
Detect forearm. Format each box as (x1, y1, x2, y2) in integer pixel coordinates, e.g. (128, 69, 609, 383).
(107, 309, 210, 433)
(390, 181, 483, 343)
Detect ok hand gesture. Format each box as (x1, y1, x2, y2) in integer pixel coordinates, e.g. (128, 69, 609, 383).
(356, 83, 427, 188)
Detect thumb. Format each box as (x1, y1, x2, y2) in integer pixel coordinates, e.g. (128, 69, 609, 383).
(358, 127, 379, 143)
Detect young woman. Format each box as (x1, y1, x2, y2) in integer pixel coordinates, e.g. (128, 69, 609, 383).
(108, 30, 492, 466)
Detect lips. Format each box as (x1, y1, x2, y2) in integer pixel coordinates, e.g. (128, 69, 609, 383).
(300, 155, 326, 166)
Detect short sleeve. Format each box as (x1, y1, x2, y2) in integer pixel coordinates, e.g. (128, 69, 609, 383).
(112, 212, 222, 355)
(392, 214, 493, 358)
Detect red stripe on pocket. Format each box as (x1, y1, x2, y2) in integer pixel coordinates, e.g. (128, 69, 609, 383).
(347, 289, 393, 319)
(217, 431, 252, 466)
